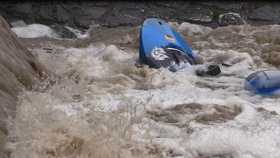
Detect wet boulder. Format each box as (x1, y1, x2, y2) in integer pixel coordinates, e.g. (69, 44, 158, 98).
(249, 4, 274, 21)
(218, 12, 246, 26)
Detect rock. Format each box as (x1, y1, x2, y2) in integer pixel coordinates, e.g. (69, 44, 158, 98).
(249, 4, 274, 21)
(196, 1, 244, 10)
(218, 12, 246, 26)
(55, 5, 71, 23)
(74, 17, 96, 29)
(179, 5, 214, 23)
(39, 5, 71, 23)
(0, 16, 49, 158)
(102, 14, 140, 28)
(274, 3, 280, 23)
(50, 24, 77, 39)
(13, 2, 33, 17)
(101, 9, 143, 28)
(74, 7, 107, 28)
(1, 2, 280, 29)
(11, 20, 27, 27)
(143, 2, 180, 22)
(93, 2, 110, 7)
(153, 1, 185, 9)
(39, 5, 56, 22)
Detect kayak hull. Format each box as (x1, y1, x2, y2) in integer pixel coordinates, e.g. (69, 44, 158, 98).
(245, 70, 280, 95)
(139, 18, 197, 71)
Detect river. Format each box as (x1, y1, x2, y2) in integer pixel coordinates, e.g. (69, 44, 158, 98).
(7, 21, 280, 158)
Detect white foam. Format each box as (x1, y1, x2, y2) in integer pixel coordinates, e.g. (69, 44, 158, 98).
(169, 22, 213, 36)
(65, 26, 90, 39)
(52, 103, 90, 119)
(11, 24, 59, 38)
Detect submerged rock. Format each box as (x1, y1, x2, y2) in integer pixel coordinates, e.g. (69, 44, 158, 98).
(50, 24, 77, 39)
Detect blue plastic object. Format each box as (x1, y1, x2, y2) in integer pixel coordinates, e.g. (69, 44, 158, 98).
(245, 70, 280, 95)
(139, 18, 197, 71)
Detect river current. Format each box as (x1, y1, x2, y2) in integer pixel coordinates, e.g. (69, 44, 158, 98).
(7, 22, 280, 158)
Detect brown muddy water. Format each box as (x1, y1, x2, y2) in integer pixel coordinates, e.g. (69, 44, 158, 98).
(6, 22, 280, 158)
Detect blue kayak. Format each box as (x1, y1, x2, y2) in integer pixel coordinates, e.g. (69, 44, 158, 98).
(245, 70, 280, 95)
(139, 18, 197, 72)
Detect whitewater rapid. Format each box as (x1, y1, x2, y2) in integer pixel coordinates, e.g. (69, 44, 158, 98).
(8, 22, 280, 158)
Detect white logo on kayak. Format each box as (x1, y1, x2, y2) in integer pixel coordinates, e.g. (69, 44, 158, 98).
(151, 47, 169, 60)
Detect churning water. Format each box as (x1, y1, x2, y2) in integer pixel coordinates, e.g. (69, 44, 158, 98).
(7, 22, 280, 158)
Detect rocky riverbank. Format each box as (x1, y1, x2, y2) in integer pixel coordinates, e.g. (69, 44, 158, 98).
(0, 1, 279, 30)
